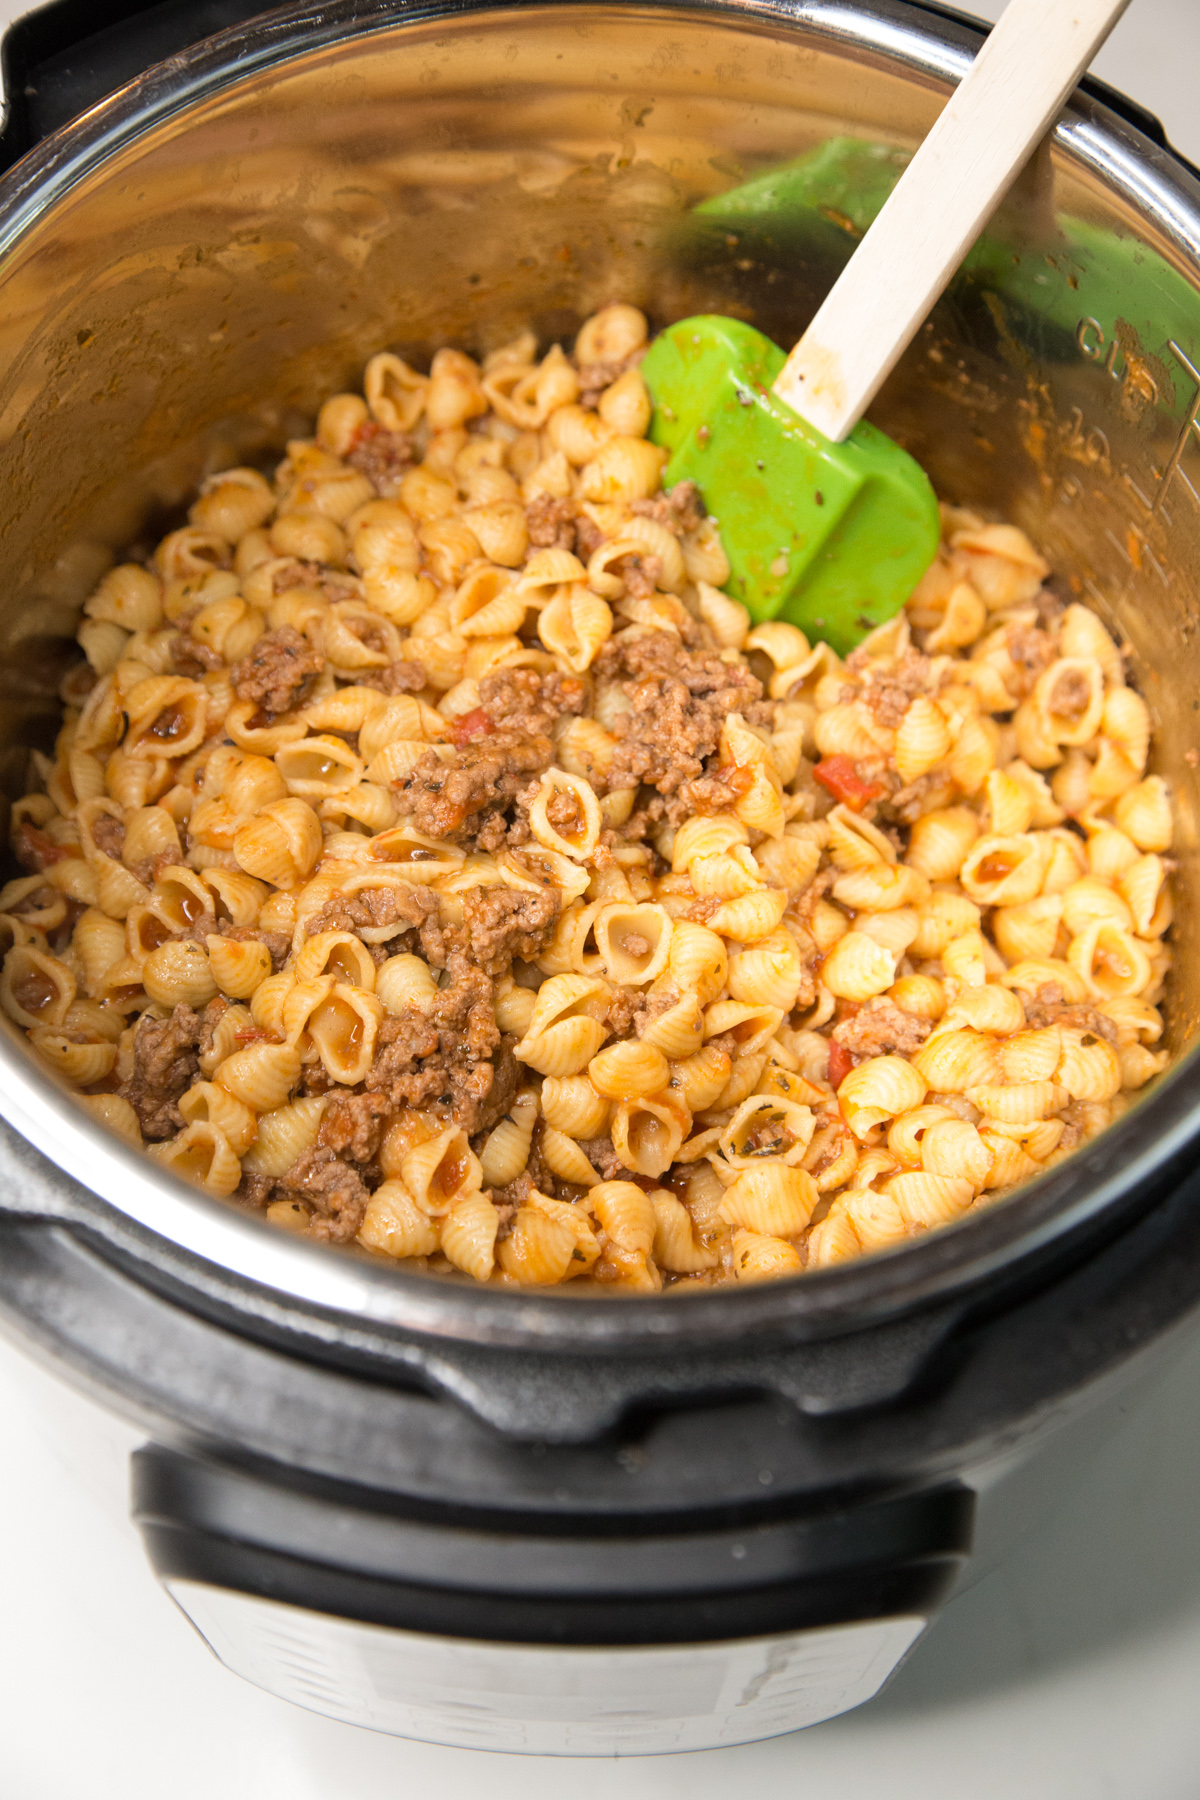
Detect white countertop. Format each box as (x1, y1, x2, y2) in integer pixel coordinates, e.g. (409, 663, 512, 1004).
(5, 1319, 1200, 1800)
(2, 0, 1200, 1794)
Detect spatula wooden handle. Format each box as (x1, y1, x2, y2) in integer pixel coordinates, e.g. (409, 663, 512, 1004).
(774, 0, 1131, 442)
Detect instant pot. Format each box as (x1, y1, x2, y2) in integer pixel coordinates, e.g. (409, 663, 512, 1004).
(1, 0, 1200, 1755)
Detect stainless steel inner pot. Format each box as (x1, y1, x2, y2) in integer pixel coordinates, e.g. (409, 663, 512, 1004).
(1, 0, 1198, 1348)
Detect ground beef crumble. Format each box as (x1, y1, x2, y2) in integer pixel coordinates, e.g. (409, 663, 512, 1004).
(276, 1145, 370, 1241)
(197, 995, 228, 1060)
(289, 886, 558, 1144)
(13, 821, 73, 872)
(576, 1136, 634, 1182)
(879, 769, 953, 826)
(1020, 982, 1120, 1045)
(521, 495, 614, 565)
(128, 849, 183, 894)
(318, 1090, 393, 1163)
(89, 814, 127, 861)
(604, 983, 680, 1041)
(236, 1171, 273, 1209)
(354, 659, 429, 695)
(220, 925, 293, 973)
(480, 1039, 521, 1140)
(394, 731, 551, 848)
(573, 512, 607, 561)
(788, 867, 835, 932)
(364, 970, 501, 1134)
(1042, 661, 1091, 722)
(575, 350, 643, 406)
(832, 998, 932, 1059)
(845, 648, 935, 729)
(272, 560, 362, 604)
(743, 1114, 799, 1158)
(525, 494, 578, 550)
(230, 625, 324, 717)
(119, 1002, 207, 1140)
(1005, 626, 1058, 698)
(390, 670, 585, 851)
(604, 987, 643, 1038)
(461, 886, 558, 974)
(630, 480, 704, 537)
(618, 554, 662, 600)
(489, 1172, 534, 1219)
(596, 632, 772, 825)
(171, 632, 225, 678)
(1056, 1097, 1108, 1153)
(302, 884, 437, 949)
(478, 668, 587, 738)
(347, 425, 416, 498)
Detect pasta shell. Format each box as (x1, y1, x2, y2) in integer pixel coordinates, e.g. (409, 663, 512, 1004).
(885, 1171, 975, 1228)
(719, 1163, 818, 1236)
(588, 1180, 654, 1256)
(441, 1191, 499, 1282)
(731, 1229, 804, 1282)
(652, 1190, 718, 1273)
(241, 1095, 328, 1177)
(719, 1094, 816, 1169)
(610, 1093, 689, 1178)
(149, 1122, 241, 1196)
(806, 1212, 865, 1266)
(479, 1089, 539, 1188)
(359, 1181, 440, 1260)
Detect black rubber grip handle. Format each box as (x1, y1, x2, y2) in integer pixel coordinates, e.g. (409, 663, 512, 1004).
(0, 0, 270, 172)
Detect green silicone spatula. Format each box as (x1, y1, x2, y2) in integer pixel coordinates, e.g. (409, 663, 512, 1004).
(640, 0, 1130, 655)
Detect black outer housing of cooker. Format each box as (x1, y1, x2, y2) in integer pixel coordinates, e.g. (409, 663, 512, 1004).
(2, 0, 1200, 1649)
(4, 1110, 1200, 1641)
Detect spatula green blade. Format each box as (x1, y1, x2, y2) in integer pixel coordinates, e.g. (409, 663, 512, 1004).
(641, 315, 940, 656)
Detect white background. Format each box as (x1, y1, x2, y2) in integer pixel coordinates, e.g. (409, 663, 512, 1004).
(3, 0, 1200, 1795)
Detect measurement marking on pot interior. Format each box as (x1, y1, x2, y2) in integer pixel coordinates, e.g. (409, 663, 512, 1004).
(1152, 339, 1200, 515)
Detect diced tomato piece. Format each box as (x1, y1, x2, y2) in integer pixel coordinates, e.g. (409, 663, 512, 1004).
(827, 1040, 855, 1089)
(234, 1027, 271, 1046)
(813, 755, 884, 812)
(450, 707, 494, 747)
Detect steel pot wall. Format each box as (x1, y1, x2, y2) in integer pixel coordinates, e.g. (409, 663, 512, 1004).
(0, 0, 1199, 1385)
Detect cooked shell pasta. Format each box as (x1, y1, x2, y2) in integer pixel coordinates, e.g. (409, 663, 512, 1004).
(720, 1164, 818, 1237)
(5, 304, 1174, 1293)
(498, 1202, 578, 1285)
(652, 1189, 718, 1273)
(611, 1093, 688, 1178)
(885, 1171, 975, 1229)
(440, 1191, 499, 1282)
(479, 1088, 539, 1188)
(149, 1121, 242, 1196)
(732, 1229, 805, 1282)
(359, 1180, 440, 1260)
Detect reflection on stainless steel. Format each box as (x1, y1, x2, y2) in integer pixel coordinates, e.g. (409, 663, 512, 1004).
(0, 0, 1197, 1334)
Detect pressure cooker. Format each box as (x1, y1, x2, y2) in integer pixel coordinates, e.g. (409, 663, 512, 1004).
(1, 0, 1199, 1756)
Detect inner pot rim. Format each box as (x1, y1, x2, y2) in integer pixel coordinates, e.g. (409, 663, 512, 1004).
(0, 0, 1198, 1351)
